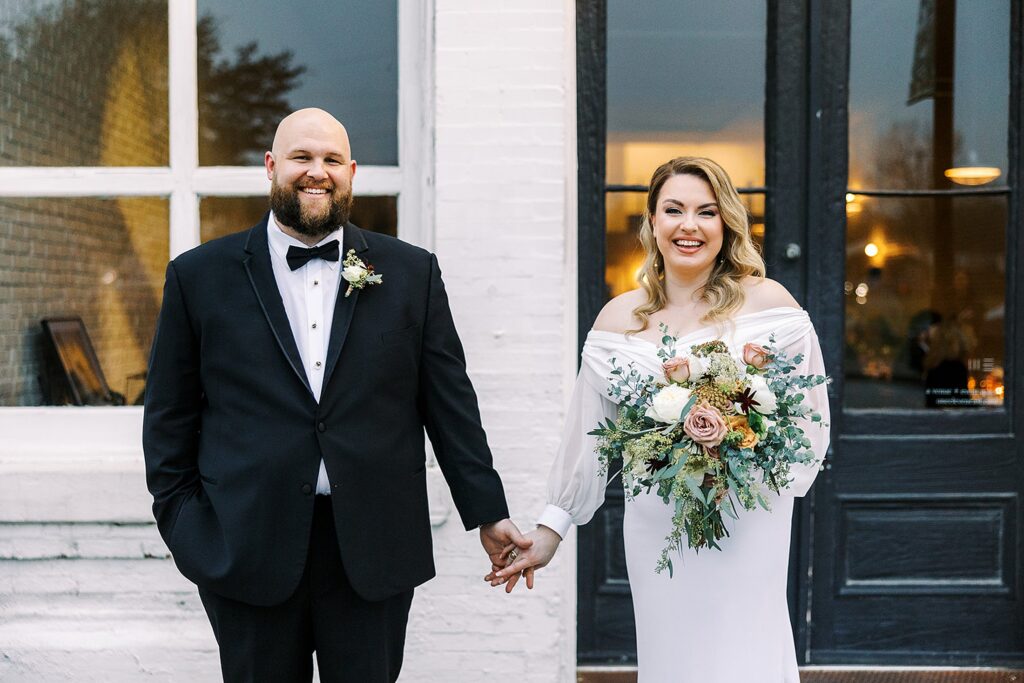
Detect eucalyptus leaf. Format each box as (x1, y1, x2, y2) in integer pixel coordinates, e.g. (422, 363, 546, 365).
(677, 394, 698, 422)
(683, 474, 704, 500)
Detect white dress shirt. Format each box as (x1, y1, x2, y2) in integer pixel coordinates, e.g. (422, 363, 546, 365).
(266, 212, 343, 495)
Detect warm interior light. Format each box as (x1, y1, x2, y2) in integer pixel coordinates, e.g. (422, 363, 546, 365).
(845, 193, 856, 203)
(944, 167, 1001, 186)
(864, 243, 879, 257)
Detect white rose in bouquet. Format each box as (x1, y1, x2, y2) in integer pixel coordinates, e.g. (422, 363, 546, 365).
(646, 384, 693, 424)
(747, 375, 778, 414)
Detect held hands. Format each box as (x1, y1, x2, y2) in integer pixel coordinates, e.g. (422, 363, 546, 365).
(479, 519, 534, 592)
(484, 525, 562, 593)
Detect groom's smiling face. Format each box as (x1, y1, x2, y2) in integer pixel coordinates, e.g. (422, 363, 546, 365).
(265, 109, 357, 241)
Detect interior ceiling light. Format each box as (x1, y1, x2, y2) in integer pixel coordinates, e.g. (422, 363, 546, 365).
(944, 167, 1001, 186)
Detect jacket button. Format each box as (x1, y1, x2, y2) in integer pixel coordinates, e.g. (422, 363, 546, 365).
(301, 483, 313, 495)
(317, 422, 326, 433)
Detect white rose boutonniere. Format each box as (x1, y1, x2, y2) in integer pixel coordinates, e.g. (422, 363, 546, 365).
(341, 249, 383, 297)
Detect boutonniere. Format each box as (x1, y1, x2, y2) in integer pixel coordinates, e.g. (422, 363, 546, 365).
(341, 249, 383, 297)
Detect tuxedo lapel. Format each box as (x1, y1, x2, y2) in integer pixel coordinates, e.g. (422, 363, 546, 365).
(322, 223, 369, 388)
(242, 220, 314, 397)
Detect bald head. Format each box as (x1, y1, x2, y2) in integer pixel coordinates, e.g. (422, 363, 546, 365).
(265, 108, 357, 245)
(271, 108, 352, 160)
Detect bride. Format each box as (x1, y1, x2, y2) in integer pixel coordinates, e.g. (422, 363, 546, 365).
(491, 157, 831, 682)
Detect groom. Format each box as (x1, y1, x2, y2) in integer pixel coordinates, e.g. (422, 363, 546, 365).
(143, 108, 530, 682)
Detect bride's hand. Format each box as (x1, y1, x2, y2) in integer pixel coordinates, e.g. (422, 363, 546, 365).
(486, 526, 562, 592)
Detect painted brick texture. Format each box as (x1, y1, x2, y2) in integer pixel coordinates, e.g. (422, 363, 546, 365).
(400, 2, 574, 681)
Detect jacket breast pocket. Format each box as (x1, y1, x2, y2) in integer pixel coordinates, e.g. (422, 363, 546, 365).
(380, 325, 420, 348)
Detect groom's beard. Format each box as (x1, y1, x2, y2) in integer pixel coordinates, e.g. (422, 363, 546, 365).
(270, 178, 353, 240)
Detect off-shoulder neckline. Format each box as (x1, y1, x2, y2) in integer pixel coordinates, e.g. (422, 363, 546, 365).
(587, 306, 807, 347)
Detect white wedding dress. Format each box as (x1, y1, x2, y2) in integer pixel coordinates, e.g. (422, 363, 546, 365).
(538, 307, 831, 683)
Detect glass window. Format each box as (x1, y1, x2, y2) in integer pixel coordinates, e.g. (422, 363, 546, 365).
(849, 1, 1009, 190)
(844, 195, 1006, 408)
(200, 195, 397, 243)
(605, 0, 765, 298)
(0, 0, 169, 166)
(196, 0, 398, 166)
(0, 197, 169, 406)
(846, 0, 1009, 409)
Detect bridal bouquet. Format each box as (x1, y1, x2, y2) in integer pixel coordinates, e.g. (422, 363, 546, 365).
(589, 325, 829, 575)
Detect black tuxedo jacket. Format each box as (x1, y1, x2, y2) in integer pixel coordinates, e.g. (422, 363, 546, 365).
(143, 215, 509, 605)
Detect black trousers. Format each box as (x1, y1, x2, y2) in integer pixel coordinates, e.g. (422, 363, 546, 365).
(199, 496, 414, 683)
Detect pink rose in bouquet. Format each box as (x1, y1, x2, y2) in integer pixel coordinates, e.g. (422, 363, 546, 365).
(742, 342, 772, 369)
(683, 402, 729, 447)
(663, 356, 693, 383)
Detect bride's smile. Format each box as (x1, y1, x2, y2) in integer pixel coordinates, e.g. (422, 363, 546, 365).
(651, 173, 725, 280)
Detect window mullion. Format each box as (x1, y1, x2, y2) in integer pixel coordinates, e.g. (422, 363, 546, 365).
(0, 168, 174, 196)
(168, 0, 200, 258)
(397, 0, 434, 250)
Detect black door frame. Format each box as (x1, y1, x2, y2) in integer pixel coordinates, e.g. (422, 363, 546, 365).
(576, 0, 1024, 666)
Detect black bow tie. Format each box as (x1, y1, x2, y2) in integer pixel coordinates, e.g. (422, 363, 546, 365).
(286, 240, 340, 271)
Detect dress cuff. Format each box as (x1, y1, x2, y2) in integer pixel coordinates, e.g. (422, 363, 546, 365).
(537, 504, 573, 540)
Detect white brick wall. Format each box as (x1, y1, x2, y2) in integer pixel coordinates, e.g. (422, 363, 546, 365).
(0, 3, 577, 681)
(404, 2, 575, 680)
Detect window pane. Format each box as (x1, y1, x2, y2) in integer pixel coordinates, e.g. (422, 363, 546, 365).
(0, 0, 169, 166)
(200, 196, 397, 243)
(196, 0, 397, 166)
(606, 0, 765, 187)
(849, 0, 1009, 190)
(844, 194, 1005, 409)
(605, 0, 765, 305)
(605, 192, 644, 299)
(0, 197, 169, 406)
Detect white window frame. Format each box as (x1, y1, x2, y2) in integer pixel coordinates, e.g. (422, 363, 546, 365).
(0, 0, 434, 447)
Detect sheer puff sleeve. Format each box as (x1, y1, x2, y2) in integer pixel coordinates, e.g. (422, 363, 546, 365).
(770, 319, 832, 497)
(536, 353, 619, 539)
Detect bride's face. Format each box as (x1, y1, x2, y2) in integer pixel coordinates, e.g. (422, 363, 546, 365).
(651, 173, 725, 279)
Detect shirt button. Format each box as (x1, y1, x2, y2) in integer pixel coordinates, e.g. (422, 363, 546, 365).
(315, 361, 322, 368)
(301, 483, 313, 495)
(313, 280, 320, 286)
(317, 422, 326, 433)
(311, 322, 317, 329)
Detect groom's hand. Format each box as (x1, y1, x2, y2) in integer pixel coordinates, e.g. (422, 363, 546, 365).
(479, 519, 533, 592)
(487, 525, 562, 592)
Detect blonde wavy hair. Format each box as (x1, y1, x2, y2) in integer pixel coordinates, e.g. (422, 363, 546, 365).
(630, 157, 765, 333)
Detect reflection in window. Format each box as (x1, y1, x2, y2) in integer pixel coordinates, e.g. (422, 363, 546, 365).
(200, 196, 398, 244)
(607, 1, 765, 187)
(0, 0, 169, 166)
(197, 0, 398, 166)
(847, 0, 1009, 409)
(844, 195, 1005, 408)
(0, 198, 169, 406)
(605, 0, 765, 299)
(849, 0, 1009, 190)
